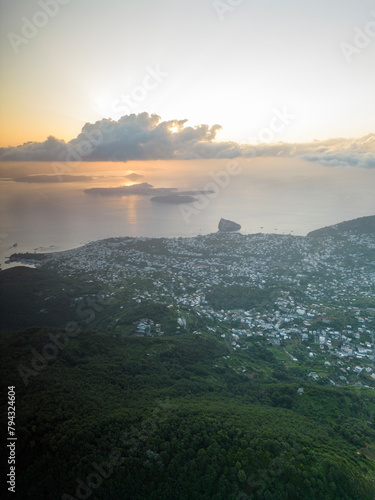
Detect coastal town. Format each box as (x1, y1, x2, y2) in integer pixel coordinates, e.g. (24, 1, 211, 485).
(11, 217, 375, 388)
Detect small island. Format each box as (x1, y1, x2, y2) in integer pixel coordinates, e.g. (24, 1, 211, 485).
(84, 182, 175, 196)
(218, 218, 241, 232)
(151, 194, 198, 204)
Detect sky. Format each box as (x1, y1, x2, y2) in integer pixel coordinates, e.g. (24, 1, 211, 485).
(0, 0, 374, 148)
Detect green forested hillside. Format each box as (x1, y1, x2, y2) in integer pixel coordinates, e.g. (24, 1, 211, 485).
(2, 216, 375, 499)
(0, 267, 90, 331)
(1, 327, 375, 499)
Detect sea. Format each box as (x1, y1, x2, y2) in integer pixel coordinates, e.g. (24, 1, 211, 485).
(1, 157, 375, 269)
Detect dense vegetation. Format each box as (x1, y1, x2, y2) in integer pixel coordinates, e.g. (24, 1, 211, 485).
(0, 267, 86, 331)
(1, 215, 375, 498)
(1, 327, 375, 499)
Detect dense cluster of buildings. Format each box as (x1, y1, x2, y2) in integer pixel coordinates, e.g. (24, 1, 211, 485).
(24, 226, 375, 385)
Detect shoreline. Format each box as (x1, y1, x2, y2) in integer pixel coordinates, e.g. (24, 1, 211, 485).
(3, 213, 375, 270)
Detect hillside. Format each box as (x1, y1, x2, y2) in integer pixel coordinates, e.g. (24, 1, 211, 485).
(307, 215, 375, 238)
(1, 215, 375, 499)
(0, 266, 104, 331)
(1, 328, 375, 499)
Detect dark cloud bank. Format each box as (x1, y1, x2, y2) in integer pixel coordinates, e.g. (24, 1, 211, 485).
(1, 113, 374, 168)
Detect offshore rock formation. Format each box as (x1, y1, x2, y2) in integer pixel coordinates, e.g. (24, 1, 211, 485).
(151, 194, 197, 204)
(218, 218, 241, 232)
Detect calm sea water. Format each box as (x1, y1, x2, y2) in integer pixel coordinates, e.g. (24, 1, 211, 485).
(1, 158, 375, 268)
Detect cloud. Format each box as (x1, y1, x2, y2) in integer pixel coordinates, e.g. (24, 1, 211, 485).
(242, 133, 375, 169)
(0, 135, 68, 162)
(0, 113, 374, 168)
